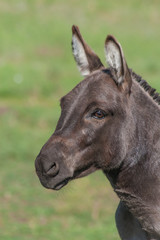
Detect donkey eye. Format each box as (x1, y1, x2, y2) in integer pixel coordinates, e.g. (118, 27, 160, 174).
(92, 109, 106, 119)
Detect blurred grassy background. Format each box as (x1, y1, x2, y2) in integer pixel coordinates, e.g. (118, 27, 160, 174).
(0, 0, 160, 239)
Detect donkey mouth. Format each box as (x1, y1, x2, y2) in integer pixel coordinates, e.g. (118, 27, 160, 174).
(53, 177, 71, 190)
(36, 169, 72, 191)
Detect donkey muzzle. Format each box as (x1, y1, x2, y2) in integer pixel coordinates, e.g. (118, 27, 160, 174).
(35, 140, 73, 190)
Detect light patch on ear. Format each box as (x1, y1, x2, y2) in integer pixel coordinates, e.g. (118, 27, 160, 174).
(72, 35, 90, 77)
(105, 41, 123, 84)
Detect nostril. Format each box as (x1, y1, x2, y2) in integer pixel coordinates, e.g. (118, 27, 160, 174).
(48, 163, 56, 171)
(46, 162, 59, 177)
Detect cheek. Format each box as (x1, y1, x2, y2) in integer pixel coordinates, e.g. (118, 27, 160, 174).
(72, 127, 111, 170)
(78, 127, 97, 148)
(79, 120, 108, 148)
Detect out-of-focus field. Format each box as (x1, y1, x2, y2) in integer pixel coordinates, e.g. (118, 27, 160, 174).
(0, 1, 160, 239)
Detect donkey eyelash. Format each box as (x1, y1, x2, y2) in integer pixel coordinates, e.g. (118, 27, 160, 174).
(91, 109, 107, 119)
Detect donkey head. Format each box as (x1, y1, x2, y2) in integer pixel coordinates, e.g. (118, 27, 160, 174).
(35, 26, 132, 190)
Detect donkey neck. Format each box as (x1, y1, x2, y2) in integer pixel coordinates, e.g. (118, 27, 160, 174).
(105, 74, 160, 202)
(130, 76, 160, 153)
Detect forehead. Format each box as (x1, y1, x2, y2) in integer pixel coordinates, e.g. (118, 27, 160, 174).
(60, 69, 120, 107)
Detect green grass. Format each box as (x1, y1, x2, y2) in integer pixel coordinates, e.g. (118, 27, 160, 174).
(1, 0, 160, 239)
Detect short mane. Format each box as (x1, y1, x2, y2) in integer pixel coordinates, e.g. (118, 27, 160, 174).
(131, 70, 160, 105)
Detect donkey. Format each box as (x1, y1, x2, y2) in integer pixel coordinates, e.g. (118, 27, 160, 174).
(35, 25, 160, 240)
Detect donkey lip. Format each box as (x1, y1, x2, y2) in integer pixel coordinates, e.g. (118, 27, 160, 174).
(53, 178, 70, 190)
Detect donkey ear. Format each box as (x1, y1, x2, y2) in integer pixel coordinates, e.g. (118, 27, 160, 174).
(105, 35, 132, 93)
(72, 25, 104, 77)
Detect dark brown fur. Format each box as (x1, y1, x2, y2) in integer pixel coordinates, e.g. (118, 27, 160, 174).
(35, 26, 160, 240)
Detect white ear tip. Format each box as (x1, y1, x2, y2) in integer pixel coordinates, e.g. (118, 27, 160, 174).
(105, 36, 125, 84)
(105, 39, 122, 70)
(72, 35, 90, 77)
(105, 41, 117, 66)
